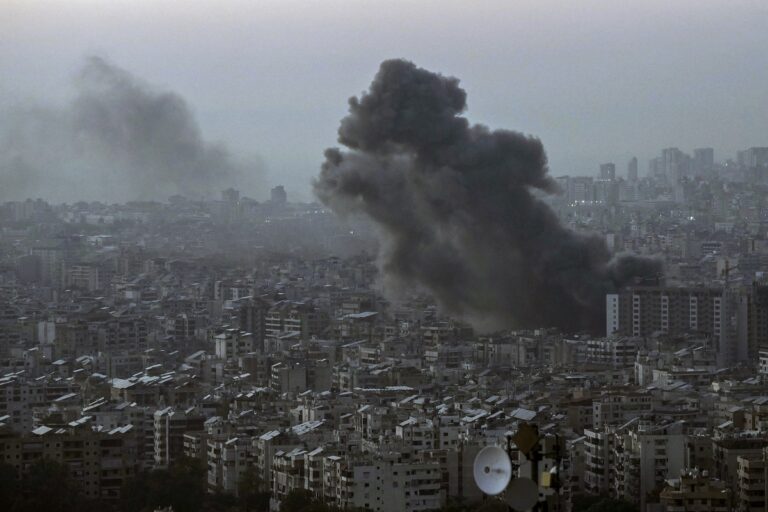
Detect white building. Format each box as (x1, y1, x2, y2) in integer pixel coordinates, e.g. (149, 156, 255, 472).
(323, 456, 444, 512)
(214, 329, 255, 361)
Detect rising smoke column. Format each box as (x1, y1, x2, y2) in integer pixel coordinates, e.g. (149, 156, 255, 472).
(0, 56, 261, 202)
(314, 59, 661, 332)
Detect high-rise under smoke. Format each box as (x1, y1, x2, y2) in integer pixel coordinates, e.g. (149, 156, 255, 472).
(314, 59, 662, 333)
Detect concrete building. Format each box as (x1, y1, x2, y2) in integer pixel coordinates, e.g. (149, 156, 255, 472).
(738, 147, 768, 168)
(607, 286, 722, 339)
(265, 301, 329, 341)
(583, 426, 616, 495)
(214, 329, 255, 361)
(207, 436, 254, 495)
(659, 471, 732, 512)
(584, 337, 639, 367)
(238, 297, 269, 353)
(0, 376, 78, 432)
(322, 455, 444, 512)
(97, 316, 149, 353)
(153, 406, 205, 468)
(270, 185, 287, 205)
(627, 157, 638, 182)
(599, 163, 616, 181)
(736, 454, 765, 512)
(270, 362, 308, 393)
(592, 392, 654, 428)
(0, 423, 139, 502)
(569, 177, 595, 203)
(692, 148, 714, 175)
(711, 436, 768, 496)
(606, 285, 759, 365)
(65, 263, 100, 291)
(612, 420, 687, 509)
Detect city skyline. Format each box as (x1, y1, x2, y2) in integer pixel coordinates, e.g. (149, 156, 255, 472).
(5, 2, 768, 512)
(3, 0, 768, 200)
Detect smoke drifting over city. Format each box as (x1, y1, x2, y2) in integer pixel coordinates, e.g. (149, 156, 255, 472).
(315, 59, 662, 332)
(0, 56, 261, 202)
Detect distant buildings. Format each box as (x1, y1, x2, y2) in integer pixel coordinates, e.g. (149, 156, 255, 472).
(154, 407, 205, 468)
(692, 147, 714, 175)
(2, 145, 768, 512)
(606, 286, 723, 339)
(627, 157, 638, 182)
(737, 147, 768, 169)
(659, 471, 732, 511)
(222, 188, 240, 203)
(270, 185, 287, 205)
(599, 162, 616, 181)
(607, 283, 768, 367)
(0, 424, 139, 501)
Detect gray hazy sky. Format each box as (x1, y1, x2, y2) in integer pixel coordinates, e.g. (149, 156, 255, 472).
(3, 0, 768, 201)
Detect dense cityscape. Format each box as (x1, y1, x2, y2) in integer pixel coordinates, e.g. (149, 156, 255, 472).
(5, 1, 768, 511)
(2, 144, 768, 512)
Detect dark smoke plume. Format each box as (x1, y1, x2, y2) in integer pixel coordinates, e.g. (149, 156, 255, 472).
(315, 59, 661, 333)
(0, 56, 262, 202)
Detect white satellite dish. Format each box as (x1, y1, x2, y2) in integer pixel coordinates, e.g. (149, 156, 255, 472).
(505, 477, 539, 511)
(473, 446, 512, 495)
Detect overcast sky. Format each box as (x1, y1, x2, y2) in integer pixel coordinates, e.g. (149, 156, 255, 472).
(3, 0, 768, 201)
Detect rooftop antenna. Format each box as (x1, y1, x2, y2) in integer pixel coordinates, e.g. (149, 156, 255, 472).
(473, 446, 512, 495)
(473, 423, 563, 511)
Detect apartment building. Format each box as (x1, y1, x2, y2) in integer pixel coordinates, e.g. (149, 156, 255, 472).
(322, 455, 444, 512)
(65, 263, 100, 292)
(207, 436, 254, 495)
(265, 301, 329, 340)
(271, 447, 308, 504)
(709, 436, 768, 501)
(606, 286, 722, 339)
(584, 337, 640, 367)
(153, 406, 205, 468)
(253, 420, 328, 489)
(592, 392, 654, 428)
(736, 454, 765, 512)
(612, 421, 687, 509)
(214, 329, 255, 361)
(583, 427, 616, 495)
(0, 375, 78, 432)
(96, 316, 149, 353)
(660, 471, 732, 512)
(0, 423, 138, 502)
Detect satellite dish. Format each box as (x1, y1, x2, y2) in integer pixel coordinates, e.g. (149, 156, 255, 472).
(505, 477, 539, 511)
(473, 446, 512, 495)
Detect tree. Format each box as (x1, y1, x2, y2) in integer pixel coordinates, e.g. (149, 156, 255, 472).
(12, 458, 88, 512)
(473, 500, 509, 512)
(573, 495, 639, 512)
(237, 466, 270, 512)
(166, 457, 207, 512)
(120, 457, 207, 512)
(0, 461, 19, 511)
(204, 491, 238, 512)
(120, 469, 154, 512)
(279, 490, 315, 512)
(278, 489, 342, 512)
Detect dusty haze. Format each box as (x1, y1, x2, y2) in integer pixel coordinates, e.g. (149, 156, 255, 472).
(3, 0, 768, 199)
(0, 57, 263, 203)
